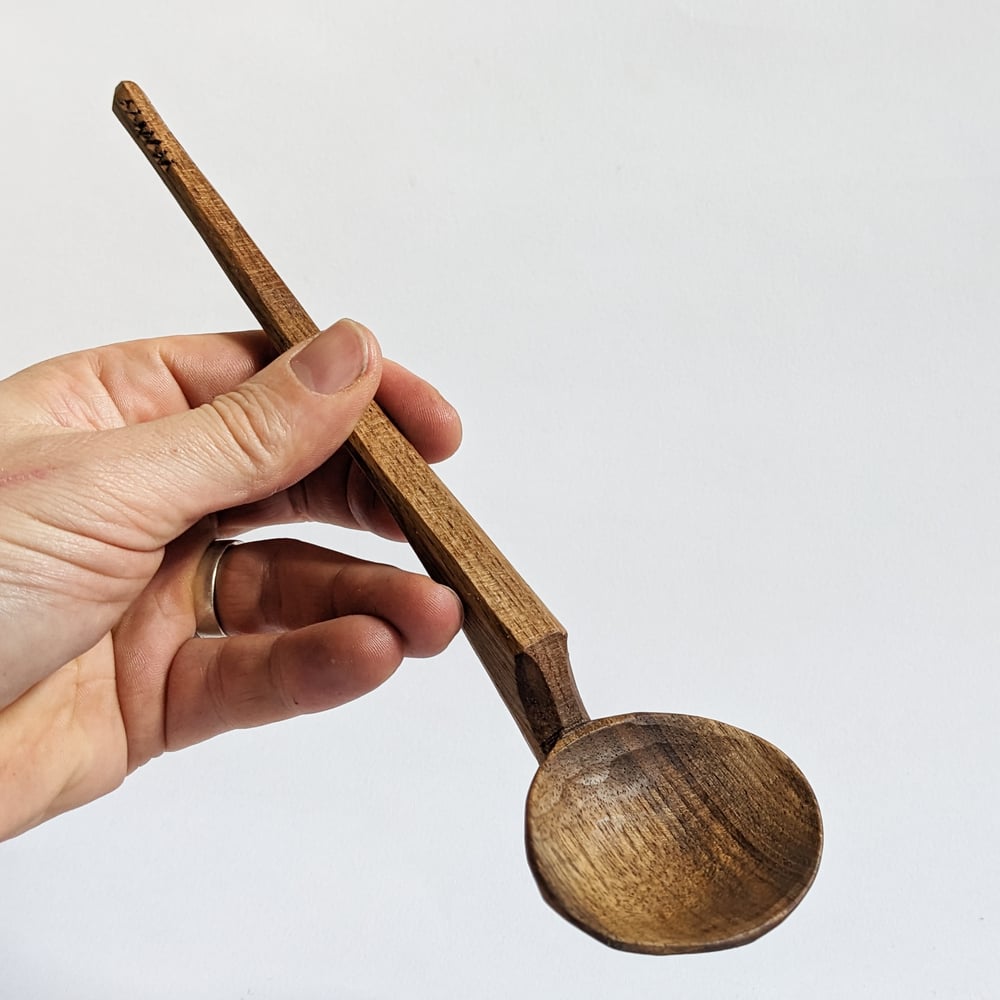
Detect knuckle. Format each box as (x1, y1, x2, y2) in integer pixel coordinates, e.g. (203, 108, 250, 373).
(203, 384, 293, 485)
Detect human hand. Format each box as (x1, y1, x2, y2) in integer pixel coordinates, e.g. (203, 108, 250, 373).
(0, 319, 464, 840)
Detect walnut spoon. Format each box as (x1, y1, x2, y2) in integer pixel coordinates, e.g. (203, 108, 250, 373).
(113, 81, 822, 954)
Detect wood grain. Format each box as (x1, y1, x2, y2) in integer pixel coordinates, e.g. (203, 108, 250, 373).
(112, 81, 588, 759)
(525, 713, 822, 953)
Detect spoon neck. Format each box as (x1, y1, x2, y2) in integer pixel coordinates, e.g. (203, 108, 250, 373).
(461, 614, 589, 760)
(514, 633, 590, 760)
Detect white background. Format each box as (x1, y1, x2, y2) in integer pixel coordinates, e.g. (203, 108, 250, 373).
(2, 2, 998, 997)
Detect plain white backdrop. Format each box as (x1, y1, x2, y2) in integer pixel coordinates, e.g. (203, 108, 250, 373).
(2, 2, 998, 996)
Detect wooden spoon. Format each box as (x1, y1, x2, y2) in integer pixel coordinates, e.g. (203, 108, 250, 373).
(113, 81, 822, 954)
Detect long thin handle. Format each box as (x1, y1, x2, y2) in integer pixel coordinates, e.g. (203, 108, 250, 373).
(113, 81, 588, 759)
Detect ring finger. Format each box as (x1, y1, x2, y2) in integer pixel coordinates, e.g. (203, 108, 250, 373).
(212, 537, 463, 658)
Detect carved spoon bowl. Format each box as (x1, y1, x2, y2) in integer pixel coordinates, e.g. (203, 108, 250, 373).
(527, 712, 821, 953)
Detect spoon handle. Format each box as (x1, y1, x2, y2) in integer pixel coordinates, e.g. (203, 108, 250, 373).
(113, 81, 589, 760)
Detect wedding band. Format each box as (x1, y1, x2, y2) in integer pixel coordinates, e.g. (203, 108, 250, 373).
(193, 539, 240, 638)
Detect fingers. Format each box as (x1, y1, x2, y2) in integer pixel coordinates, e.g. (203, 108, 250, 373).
(214, 357, 462, 541)
(163, 618, 407, 750)
(345, 358, 464, 538)
(93, 320, 383, 548)
(81, 322, 460, 545)
(114, 530, 463, 766)
(4, 322, 461, 545)
(214, 539, 463, 658)
(155, 335, 463, 459)
(376, 359, 463, 465)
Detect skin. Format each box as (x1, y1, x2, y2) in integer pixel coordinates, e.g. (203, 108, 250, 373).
(0, 319, 464, 841)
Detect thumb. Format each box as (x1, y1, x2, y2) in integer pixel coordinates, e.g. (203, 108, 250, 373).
(121, 318, 381, 545)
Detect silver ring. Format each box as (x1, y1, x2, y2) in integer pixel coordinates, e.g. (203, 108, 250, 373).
(193, 539, 240, 638)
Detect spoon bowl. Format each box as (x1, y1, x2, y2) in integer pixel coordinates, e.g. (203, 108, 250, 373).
(526, 713, 822, 954)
